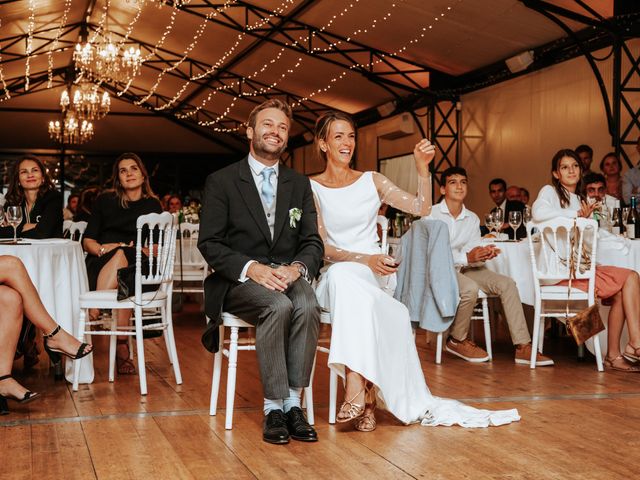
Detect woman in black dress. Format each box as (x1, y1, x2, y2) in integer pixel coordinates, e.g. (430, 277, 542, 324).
(0, 155, 63, 239)
(82, 153, 161, 374)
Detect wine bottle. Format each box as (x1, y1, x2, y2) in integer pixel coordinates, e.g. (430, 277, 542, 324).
(612, 208, 621, 235)
(627, 201, 636, 239)
(632, 196, 640, 240)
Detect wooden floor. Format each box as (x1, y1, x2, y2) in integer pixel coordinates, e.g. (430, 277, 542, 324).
(2, 303, 640, 480)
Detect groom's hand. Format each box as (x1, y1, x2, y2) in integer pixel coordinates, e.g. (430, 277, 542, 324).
(272, 265, 301, 286)
(247, 263, 289, 292)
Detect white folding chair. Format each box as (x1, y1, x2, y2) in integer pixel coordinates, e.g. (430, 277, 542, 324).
(209, 313, 315, 430)
(173, 223, 208, 294)
(72, 212, 183, 394)
(527, 218, 603, 371)
(319, 215, 389, 424)
(63, 220, 88, 242)
(434, 289, 493, 364)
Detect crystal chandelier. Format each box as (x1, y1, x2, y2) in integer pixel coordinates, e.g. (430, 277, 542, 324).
(48, 113, 94, 145)
(60, 82, 110, 121)
(73, 32, 143, 84)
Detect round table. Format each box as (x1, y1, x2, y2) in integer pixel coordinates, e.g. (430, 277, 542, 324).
(0, 238, 93, 383)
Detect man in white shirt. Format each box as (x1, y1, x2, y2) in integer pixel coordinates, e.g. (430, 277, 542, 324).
(429, 167, 553, 366)
(622, 136, 640, 204)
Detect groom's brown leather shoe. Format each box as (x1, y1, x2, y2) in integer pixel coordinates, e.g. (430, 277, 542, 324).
(263, 409, 290, 444)
(286, 407, 318, 442)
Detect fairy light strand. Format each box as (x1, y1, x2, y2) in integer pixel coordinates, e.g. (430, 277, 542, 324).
(47, 0, 73, 88)
(24, 0, 36, 91)
(0, 16, 10, 101)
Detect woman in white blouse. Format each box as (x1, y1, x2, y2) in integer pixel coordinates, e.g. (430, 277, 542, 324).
(532, 149, 640, 372)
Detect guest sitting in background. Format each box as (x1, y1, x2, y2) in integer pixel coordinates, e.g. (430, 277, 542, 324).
(63, 194, 79, 221)
(583, 172, 620, 218)
(168, 195, 182, 214)
(622, 136, 640, 204)
(506, 185, 523, 202)
(82, 153, 162, 375)
(487, 178, 526, 239)
(429, 167, 553, 366)
(0, 255, 92, 414)
(521, 188, 530, 206)
(0, 155, 62, 239)
(532, 149, 640, 372)
(161, 193, 172, 211)
(575, 144, 594, 176)
(74, 186, 100, 223)
(600, 152, 624, 202)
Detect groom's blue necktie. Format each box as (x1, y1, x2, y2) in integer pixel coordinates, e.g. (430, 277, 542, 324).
(260, 167, 275, 207)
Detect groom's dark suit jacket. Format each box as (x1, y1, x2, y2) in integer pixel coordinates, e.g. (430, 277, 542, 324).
(197, 157, 324, 352)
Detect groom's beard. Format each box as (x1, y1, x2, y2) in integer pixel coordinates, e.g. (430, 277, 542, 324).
(252, 133, 287, 161)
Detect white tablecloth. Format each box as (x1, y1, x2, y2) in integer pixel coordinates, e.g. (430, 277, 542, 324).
(484, 237, 640, 354)
(0, 239, 93, 383)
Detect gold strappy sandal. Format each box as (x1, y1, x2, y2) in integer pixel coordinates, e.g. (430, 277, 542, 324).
(355, 383, 377, 432)
(336, 388, 365, 423)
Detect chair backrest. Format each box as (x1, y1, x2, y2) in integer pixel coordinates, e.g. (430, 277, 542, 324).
(64, 220, 88, 242)
(135, 212, 178, 293)
(376, 215, 389, 254)
(527, 217, 598, 298)
(177, 222, 206, 268)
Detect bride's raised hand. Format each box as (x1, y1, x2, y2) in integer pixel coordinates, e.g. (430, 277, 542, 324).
(367, 254, 398, 276)
(413, 139, 436, 177)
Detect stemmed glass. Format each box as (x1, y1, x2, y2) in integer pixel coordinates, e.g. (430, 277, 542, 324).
(485, 213, 495, 236)
(522, 206, 532, 235)
(6, 206, 22, 243)
(494, 207, 504, 235)
(508, 211, 522, 241)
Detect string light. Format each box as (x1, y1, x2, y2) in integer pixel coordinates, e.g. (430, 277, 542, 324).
(0, 16, 10, 101)
(24, 0, 36, 91)
(47, 0, 73, 88)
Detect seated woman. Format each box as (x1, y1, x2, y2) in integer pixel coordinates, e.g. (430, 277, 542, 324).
(0, 255, 92, 414)
(310, 111, 520, 431)
(0, 155, 63, 239)
(532, 149, 640, 372)
(74, 186, 100, 223)
(82, 153, 162, 375)
(600, 152, 624, 203)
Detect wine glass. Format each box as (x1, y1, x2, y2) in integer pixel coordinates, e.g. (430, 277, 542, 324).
(508, 210, 522, 241)
(6, 206, 22, 243)
(522, 206, 532, 235)
(494, 207, 504, 234)
(484, 213, 494, 235)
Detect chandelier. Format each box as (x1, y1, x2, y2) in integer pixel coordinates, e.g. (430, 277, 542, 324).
(60, 82, 110, 121)
(48, 113, 94, 145)
(73, 33, 142, 84)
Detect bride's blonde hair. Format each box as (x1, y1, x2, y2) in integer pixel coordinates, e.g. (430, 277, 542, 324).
(314, 111, 356, 163)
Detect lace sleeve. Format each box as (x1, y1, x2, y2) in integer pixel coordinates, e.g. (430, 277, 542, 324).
(372, 171, 431, 216)
(313, 193, 372, 266)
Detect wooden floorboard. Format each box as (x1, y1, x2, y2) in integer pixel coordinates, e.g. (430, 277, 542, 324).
(2, 303, 640, 479)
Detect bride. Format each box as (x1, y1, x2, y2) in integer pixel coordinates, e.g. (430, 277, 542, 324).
(310, 111, 520, 430)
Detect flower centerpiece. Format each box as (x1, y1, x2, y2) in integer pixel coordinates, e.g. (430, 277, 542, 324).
(179, 203, 201, 224)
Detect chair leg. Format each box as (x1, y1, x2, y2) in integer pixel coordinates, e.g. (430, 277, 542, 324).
(482, 298, 492, 360)
(304, 352, 317, 426)
(210, 326, 224, 416)
(530, 302, 542, 369)
(134, 306, 148, 396)
(225, 326, 239, 430)
(72, 309, 87, 391)
(108, 310, 118, 383)
(436, 332, 443, 364)
(163, 309, 173, 365)
(163, 306, 182, 385)
(328, 368, 337, 424)
(593, 331, 604, 372)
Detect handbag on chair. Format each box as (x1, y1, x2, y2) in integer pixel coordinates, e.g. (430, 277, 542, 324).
(564, 219, 605, 345)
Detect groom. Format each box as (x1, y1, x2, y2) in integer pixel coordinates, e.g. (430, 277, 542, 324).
(198, 99, 324, 445)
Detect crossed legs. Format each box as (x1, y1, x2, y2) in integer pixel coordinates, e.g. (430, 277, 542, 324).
(605, 270, 640, 370)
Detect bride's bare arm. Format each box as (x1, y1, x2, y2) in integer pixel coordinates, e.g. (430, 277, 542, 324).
(372, 172, 432, 217)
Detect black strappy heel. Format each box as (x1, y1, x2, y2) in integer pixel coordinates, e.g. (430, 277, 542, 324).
(43, 325, 93, 363)
(0, 374, 40, 415)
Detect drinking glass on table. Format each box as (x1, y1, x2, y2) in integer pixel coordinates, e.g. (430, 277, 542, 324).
(484, 213, 495, 236)
(6, 206, 22, 243)
(508, 210, 522, 241)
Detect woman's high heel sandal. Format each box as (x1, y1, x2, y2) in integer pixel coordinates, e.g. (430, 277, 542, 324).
(336, 388, 366, 423)
(622, 344, 640, 363)
(355, 383, 377, 432)
(0, 375, 41, 415)
(43, 325, 93, 363)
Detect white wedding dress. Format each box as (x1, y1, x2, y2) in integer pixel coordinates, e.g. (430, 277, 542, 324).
(311, 172, 520, 427)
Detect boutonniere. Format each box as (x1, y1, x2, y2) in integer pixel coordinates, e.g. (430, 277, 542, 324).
(289, 208, 302, 228)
